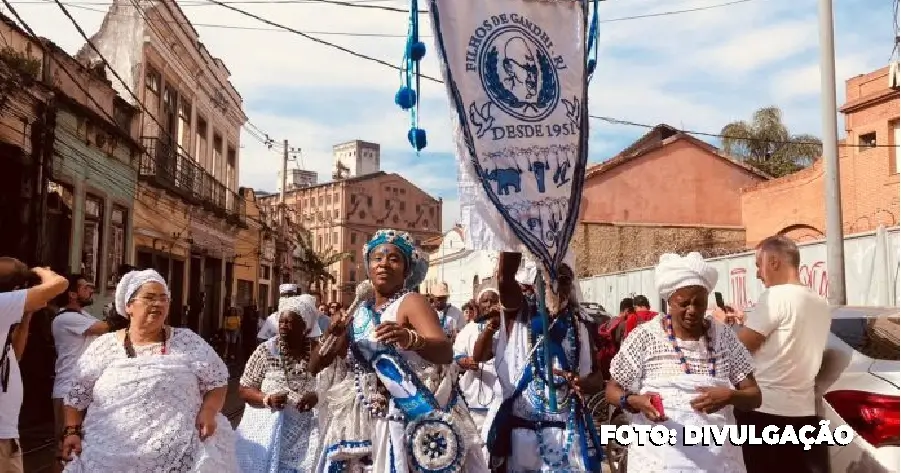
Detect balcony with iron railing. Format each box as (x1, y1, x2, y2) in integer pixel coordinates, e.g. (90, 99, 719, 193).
(140, 136, 247, 227)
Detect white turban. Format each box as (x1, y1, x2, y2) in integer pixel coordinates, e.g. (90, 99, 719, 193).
(654, 252, 718, 301)
(114, 269, 170, 317)
(277, 294, 322, 338)
(476, 287, 499, 301)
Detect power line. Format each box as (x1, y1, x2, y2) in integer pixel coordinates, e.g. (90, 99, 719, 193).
(202, 0, 443, 81)
(590, 115, 899, 148)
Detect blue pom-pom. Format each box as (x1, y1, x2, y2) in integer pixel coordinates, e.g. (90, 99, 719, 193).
(587, 59, 597, 75)
(407, 128, 427, 151)
(394, 87, 416, 110)
(408, 41, 427, 62)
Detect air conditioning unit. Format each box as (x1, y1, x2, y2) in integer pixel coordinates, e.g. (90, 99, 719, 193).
(890, 60, 900, 89)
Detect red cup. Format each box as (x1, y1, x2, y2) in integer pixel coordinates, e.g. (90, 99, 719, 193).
(649, 393, 665, 418)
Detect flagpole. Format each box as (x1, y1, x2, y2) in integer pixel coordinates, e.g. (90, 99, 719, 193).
(535, 270, 557, 410)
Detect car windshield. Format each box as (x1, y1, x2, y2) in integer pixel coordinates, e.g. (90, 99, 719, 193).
(830, 308, 900, 361)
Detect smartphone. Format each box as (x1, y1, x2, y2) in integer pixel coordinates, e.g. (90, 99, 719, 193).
(714, 292, 726, 310)
(649, 393, 665, 418)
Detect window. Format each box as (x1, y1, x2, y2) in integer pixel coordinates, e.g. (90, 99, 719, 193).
(351, 233, 357, 245)
(82, 195, 104, 286)
(333, 209, 338, 219)
(212, 133, 223, 180)
(859, 132, 877, 149)
(350, 195, 356, 204)
(366, 196, 372, 206)
(145, 67, 160, 93)
(830, 311, 899, 361)
(106, 205, 127, 289)
(385, 199, 390, 209)
(400, 201, 406, 212)
(890, 120, 899, 174)
(332, 231, 338, 244)
(349, 269, 356, 282)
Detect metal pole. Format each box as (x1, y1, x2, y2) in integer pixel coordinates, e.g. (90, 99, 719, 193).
(280, 139, 288, 227)
(818, 0, 847, 305)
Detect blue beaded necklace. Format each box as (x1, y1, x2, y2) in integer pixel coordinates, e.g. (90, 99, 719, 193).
(663, 313, 716, 377)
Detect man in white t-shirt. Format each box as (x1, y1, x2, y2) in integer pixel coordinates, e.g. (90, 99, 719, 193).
(735, 235, 831, 473)
(0, 260, 68, 473)
(51, 274, 110, 438)
(431, 282, 464, 339)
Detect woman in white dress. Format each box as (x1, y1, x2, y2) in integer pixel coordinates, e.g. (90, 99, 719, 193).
(234, 294, 322, 472)
(453, 287, 502, 434)
(606, 252, 762, 472)
(311, 229, 488, 473)
(60, 269, 237, 472)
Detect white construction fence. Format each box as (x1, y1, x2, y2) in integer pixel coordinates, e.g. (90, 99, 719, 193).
(578, 226, 900, 313)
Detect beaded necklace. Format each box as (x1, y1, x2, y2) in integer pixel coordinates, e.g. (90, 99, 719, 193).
(352, 288, 410, 422)
(276, 335, 311, 393)
(123, 328, 167, 358)
(662, 313, 716, 377)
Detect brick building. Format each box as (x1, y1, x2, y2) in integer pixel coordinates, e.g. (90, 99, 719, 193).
(742, 66, 900, 245)
(259, 171, 442, 304)
(574, 125, 768, 275)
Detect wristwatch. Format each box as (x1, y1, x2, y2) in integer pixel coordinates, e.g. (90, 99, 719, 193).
(619, 392, 638, 413)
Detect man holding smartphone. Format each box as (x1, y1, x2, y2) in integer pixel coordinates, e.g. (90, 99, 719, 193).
(0, 259, 68, 473)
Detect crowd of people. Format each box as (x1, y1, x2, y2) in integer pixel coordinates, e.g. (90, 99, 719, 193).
(0, 232, 833, 473)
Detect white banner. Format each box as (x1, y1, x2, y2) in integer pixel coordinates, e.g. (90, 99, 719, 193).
(428, 0, 587, 279)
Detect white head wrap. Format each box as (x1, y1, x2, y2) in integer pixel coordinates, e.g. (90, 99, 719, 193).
(279, 283, 299, 295)
(654, 252, 718, 301)
(277, 294, 322, 338)
(476, 286, 499, 301)
(114, 269, 170, 317)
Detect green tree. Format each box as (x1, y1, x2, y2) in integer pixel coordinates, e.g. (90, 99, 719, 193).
(288, 221, 352, 295)
(720, 106, 823, 178)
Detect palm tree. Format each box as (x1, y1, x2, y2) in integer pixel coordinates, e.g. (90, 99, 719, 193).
(720, 106, 823, 178)
(288, 221, 352, 295)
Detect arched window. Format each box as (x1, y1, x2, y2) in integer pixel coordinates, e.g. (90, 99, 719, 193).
(472, 275, 479, 298)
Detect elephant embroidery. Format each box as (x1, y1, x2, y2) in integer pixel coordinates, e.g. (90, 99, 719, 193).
(485, 167, 523, 195)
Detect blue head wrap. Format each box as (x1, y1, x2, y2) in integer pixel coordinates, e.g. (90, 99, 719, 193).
(363, 229, 429, 290)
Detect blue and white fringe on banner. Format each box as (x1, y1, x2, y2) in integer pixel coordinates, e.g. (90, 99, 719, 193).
(427, 0, 590, 282)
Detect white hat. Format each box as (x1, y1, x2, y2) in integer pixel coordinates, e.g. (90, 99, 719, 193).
(432, 282, 450, 297)
(654, 252, 718, 300)
(279, 283, 299, 295)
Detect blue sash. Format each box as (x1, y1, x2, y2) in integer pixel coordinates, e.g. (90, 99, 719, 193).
(348, 303, 467, 472)
(486, 313, 604, 471)
(349, 305, 447, 420)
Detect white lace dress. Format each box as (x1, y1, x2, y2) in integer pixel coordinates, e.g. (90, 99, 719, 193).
(63, 329, 238, 473)
(610, 314, 754, 473)
(234, 339, 320, 473)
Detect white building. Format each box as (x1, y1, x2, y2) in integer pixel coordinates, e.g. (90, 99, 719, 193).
(333, 140, 380, 178)
(277, 168, 318, 192)
(424, 226, 499, 307)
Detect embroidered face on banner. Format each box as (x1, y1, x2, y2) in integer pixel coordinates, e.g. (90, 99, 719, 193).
(429, 1, 587, 281)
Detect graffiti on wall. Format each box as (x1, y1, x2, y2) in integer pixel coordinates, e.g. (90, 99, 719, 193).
(729, 268, 753, 309)
(799, 260, 829, 298)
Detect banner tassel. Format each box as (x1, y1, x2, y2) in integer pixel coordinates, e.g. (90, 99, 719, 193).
(395, 0, 428, 153)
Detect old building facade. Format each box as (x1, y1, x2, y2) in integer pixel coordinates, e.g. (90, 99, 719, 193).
(81, 0, 248, 334)
(575, 125, 768, 275)
(260, 171, 442, 305)
(42, 42, 143, 309)
(0, 16, 53, 265)
(742, 66, 900, 246)
(423, 225, 498, 307)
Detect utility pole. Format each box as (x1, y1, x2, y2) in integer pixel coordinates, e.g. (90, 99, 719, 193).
(818, 0, 847, 305)
(280, 139, 289, 227)
(279, 139, 289, 286)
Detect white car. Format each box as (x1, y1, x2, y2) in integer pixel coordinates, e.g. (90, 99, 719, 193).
(816, 306, 900, 473)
